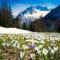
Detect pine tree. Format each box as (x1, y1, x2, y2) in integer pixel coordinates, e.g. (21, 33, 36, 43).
(29, 22, 34, 31)
(23, 22, 27, 30)
(15, 16, 20, 28)
(0, 1, 13, 27)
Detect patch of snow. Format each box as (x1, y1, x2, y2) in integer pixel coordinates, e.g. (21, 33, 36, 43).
(0, 27, 31, 34)
(24, 11, 50, 22)
(25, 11, 50, 18)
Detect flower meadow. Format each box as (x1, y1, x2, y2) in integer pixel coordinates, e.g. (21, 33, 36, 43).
(0, 33, 60, 60)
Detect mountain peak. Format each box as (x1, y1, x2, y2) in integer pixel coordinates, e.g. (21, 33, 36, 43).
(20, 5, 49, 15)
(35, 6, 49, 11)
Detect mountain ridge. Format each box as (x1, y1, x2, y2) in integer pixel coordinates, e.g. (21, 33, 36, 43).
(19, 5, 49, 15)
(16, 5, 50, 27)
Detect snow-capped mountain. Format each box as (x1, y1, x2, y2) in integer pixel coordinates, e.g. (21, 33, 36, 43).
(18, 6, 50, 24)
(20, 6, 49, 15)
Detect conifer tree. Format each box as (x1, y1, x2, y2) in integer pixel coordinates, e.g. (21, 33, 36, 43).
(0, 1, 13, 27)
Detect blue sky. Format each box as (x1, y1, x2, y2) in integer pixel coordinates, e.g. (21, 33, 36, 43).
(0, 0, 60, 16)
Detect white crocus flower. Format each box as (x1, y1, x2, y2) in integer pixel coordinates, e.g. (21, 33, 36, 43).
(6, 43, 10, 46)
(42, 48, 48, 55)
(2, 43, 6, 47)
(39, 45, 43, 49)
(17, 43, 20, 48)
(35, 46, 41, 54)
(2, 43, 9, 47)
(30, 53, 35, 60)
(26, 36, 31, 39)
(54, 47, 58, 51)
(37, 49, 41, 54)
(40, 40, 45, 44)
(51, 49, 55, 54)
(22, 45, 29, 49)
(48, 46, 51, 50)
(35, 46, 39, 51)
(51, 47, 58, 54)
(15, 41, 18, 44)
(12, 42, 17, 47)
(20, 51, 25, 59)
(11, 40, 15, 44)
(52, 40, 55, 43)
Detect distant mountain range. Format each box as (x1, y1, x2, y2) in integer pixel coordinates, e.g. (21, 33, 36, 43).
(20, 6, 49, 15)
(17, 6, 50, 24)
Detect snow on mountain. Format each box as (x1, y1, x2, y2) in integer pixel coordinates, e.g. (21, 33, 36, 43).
(17, 6, 50, 25)
(20, 6, 49, 15)
(25, 10, 50, 19)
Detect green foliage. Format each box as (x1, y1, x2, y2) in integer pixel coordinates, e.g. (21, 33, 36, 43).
(0, 39, 3, 45)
